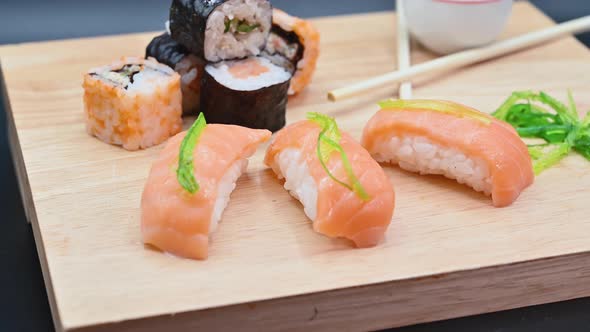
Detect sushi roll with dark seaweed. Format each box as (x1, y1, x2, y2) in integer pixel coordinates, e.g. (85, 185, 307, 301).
(263, 9, 320, 95)
(170, 0, 272, 62)
(200, 56, 291, 132)
(146, 33, 205, 115)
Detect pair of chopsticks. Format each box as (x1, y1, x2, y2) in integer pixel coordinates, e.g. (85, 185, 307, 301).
(328, 7, 590, 102)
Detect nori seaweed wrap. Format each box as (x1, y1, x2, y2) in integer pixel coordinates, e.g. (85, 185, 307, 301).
(146, 33, 205, 115)
(146, 33, 189, 69)
(169, 0, 272, 62)
(200, 56, 291, 132)
(262, 26, 304, 74)
(262, 9, 320, 95)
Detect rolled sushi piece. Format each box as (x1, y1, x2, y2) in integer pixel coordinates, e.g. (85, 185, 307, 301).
(83, 57, 183, 151)
(362, 100, 535, 207)
(264, 9, 320, 95)
(265, 113, 395, 248)
(141, 113, 271, 260)
(200, 56, 291, 132)
(146, 33, 206, 116)
(169, 0, 272, 62)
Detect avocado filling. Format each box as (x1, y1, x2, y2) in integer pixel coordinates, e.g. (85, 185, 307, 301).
(224, 17, 260, 34)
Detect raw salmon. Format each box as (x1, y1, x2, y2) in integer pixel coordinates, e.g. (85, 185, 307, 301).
(362, 100, 534, 207)
(141, 124, 271, 260)
(265, 117, 395, 248)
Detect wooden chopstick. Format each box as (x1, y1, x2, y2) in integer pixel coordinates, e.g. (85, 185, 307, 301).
(328, 15, 590, 102)
(396, 0, 412, 100)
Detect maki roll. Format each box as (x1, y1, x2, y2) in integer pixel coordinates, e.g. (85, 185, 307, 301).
(200, 56, 291, 132)
(170, 0, 272, 62)
(83, 57, 183, 151)
(263, 9, 320, 95)
(146, 33, 205, 115)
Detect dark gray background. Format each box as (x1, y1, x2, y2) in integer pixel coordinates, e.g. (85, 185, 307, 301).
(1, 1, 590, 331)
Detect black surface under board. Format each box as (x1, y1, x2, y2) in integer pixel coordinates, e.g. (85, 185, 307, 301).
(1, 1, 589, 331)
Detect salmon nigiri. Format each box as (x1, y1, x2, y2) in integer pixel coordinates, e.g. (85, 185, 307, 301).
(362, 100, 534, 207)
(141, 114, 271, 260)
(265, 113, 395, 247)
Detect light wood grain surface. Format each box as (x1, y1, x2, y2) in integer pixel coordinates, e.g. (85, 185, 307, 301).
(1, 3, 590, 332)
(328, 14, 590, 101)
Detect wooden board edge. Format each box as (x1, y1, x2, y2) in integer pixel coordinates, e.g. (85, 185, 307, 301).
(71, 251, 590, 332)
(0, 63, 64, 332)
(0, 31, 161, 51)
(0, 63, 35, 225)
(0, 4, 586, 331)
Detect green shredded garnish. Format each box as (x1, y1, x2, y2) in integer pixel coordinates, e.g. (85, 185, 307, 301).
(527, 143, 571, 174)
(492, 90, 590, 175)
(224, 18, 233, 33)
(176, 113, 207, 194)
(236, 21, 260, 33)
(307, 112, 370, 201)
(115, 64, 142, 78)
(224, 18, 260, 33)
(378, 99, 492, 124)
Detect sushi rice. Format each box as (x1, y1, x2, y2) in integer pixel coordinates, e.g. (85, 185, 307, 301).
(200, 56, 291, 131)
(83, 57, 183, 151)
(269, 9, 320, 95)
(362, 100, 534, 207)
(205, 0, 272, 62)
(146, 33, 206, 115)
(205, 56, 291, 91)
(272, 148, 318, 220)
(141, 124, 272, 260)
(175, 54, 205, 114)
(371, 136, 492, 195)
(265, 119, 395, 248)
(210, 159, 248, 233)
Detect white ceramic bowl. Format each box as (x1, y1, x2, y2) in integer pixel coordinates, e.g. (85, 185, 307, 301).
(403, 0, 513, 55)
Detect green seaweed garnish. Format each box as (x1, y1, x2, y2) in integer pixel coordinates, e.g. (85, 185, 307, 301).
(224, 18, 233, 33)
(237, 21, 260, 33)
(492, 90, 590, 175)
(116, 64, 142, 78)
(224, 18, 260, 34)
(378, 99, 492, 125)
(177, 113, 207, 194)
(307, 112, 370, 201)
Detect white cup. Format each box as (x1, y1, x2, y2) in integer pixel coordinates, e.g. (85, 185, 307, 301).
(403, 0, 513, 55)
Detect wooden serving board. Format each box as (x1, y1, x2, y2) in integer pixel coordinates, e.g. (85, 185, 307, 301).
(2, 3, 590, 331)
